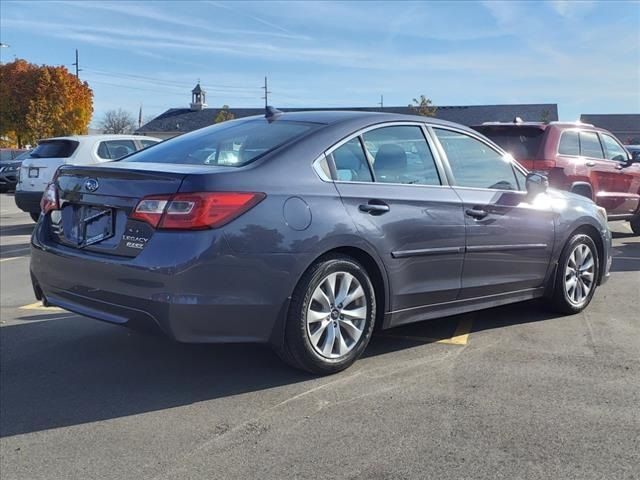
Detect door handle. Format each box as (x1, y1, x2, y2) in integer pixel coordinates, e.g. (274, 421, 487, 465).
(586, 161, 596, 167)
(465, 208, 488, 219)
(359, 201, 390, 215)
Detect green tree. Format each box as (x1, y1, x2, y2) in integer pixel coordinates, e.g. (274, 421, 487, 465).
(214, 105, 235, 123)
(409, 95, 437, 117)
(0, 59, 93, 147)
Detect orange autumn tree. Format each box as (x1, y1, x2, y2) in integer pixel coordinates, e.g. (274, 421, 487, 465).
(0, 59, 93, 147)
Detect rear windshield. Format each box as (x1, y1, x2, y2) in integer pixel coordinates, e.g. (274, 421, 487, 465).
(473, 126, 544, 160)
(123, 119, 318, 167)
(30, 140, 79, 159)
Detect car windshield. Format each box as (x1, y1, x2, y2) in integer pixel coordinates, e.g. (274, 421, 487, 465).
(123, 119, 319, 167)
(30, 140, 79, 159)
(473, 126, 544, 160)
(0, 150, 22, 162)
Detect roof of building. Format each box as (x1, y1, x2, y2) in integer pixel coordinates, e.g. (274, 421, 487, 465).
(137, 103, 558, 134)
(579, 114, 640, 132)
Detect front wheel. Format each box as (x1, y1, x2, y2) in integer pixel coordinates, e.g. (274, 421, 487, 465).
(549, 233, 599, 314)
(279, 255, 376, 375)
(630, 216, 640, 235)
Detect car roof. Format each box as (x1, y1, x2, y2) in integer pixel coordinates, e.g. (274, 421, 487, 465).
(237, 110, 476, 133)
(39, 134, 160, 142)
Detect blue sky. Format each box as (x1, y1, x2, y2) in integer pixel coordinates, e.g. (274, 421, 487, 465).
(1, 0, 639, 125)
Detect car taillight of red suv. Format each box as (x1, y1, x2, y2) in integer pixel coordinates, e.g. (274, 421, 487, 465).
(473, 120, 640, 235)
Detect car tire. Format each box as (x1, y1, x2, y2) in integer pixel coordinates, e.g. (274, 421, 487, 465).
(630, 216, 640, 235)
(549, 233, 599, 314)
(30, 212, 40, 222)
(279, 254, 376, 375)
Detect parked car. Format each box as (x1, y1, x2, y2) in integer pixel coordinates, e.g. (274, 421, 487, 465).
(626, 145, 640, 161)
(0, 149, 30, 193)
(30, 111, 611, 374)
(15, 134, 160, 221)
(472, 120, 640, 234)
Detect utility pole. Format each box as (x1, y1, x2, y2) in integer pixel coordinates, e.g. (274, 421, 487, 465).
(72, 49, 81, 78)
(261, 76, 271, 108)
(378, 94, 384, 109)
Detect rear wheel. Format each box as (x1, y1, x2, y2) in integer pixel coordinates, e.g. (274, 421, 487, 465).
(30, 212, 40, 222)
(549, 233, 599, 314)
(279, 255, 376, 374)
(630, 216, 640, 235)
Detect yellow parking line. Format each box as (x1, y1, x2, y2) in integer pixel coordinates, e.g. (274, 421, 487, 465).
(447, 317, 473, 345)
(19, 302, 64, 312)
(379, 317, 474, 346)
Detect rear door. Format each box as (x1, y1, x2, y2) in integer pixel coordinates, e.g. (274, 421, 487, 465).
(431, 126, 555, 299)
(328, 123, 466, 323)
(96, 140, 138, 162)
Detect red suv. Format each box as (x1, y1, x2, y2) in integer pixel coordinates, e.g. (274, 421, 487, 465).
(473, 120, 640, 234)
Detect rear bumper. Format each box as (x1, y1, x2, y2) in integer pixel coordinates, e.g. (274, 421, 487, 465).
(15, 190, 42, 213)
(30, 222, 304, 344)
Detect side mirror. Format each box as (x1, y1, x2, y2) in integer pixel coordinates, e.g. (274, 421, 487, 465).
(526, 172, 548, 197)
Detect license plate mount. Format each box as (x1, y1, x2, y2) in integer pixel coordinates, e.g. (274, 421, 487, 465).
(28, 167, 39, 178)
(80, 207, 114, 247)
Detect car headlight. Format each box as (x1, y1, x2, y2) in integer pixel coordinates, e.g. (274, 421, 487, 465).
(596, 206, 607, 223)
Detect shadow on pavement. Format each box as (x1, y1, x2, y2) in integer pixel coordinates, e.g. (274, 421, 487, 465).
(0, 223, 34, 237)
(610, 237, 640, 273)
(1, 298, 566, 438)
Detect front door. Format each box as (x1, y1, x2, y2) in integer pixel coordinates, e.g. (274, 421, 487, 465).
(329, 125, 466, 317)
(432, 127, 555, 299)
(597, 132, 640, 216)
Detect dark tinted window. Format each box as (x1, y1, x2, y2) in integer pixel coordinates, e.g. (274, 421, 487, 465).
(579, 131, 604, 159)
(124, 119, 317, 167)
(30, 140, 79, 159)
(558, 130, 580, 156)
(362, 126, 440, 185)
(473, 126, 543, 160)
(434, 128, 518, 190)
(331, 137, 373, 182)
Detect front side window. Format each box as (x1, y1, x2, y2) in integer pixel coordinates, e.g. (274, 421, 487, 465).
(600, 133, 628, 162)
(362, 126, 441, 185)
(558, 130, 580, 156)
(123, 119, 317, 167)
(330, 137, 373, 182)
(579, 131, 604, 159)
(434, 128, 518, 190)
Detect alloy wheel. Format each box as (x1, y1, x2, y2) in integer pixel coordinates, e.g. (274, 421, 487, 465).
(306, 271, 367, 359)
(564, 243, 595, 306)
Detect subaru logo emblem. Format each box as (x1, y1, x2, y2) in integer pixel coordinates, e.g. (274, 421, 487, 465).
(85, 178, 99, 192)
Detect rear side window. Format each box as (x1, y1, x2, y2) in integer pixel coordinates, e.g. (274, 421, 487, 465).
(579, 131, 604, 159)
(30, 140, 79, 159)
(330, 138, 373, 182)
(473, 126, 543, 160)
(123, 119, 317, 167)
(362, 126, 440, 185)
(97, 140, 137, 160)
(434, 128, 518, 191)
(558, 131, 580, 156)
(600, 133, 628, 162)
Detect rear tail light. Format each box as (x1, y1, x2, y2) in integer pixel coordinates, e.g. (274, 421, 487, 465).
(130, 192, 265, 230)
(40, 183, 59, 215)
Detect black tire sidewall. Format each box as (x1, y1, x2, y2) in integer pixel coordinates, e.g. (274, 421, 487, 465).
(285, 255, 376, 374)
(554, 234, 599, 313)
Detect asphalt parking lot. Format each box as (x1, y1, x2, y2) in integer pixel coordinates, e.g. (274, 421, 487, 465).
(1, 192, 638, 480)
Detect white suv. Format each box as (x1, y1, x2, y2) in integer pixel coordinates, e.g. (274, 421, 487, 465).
(15, 134, 160, 220)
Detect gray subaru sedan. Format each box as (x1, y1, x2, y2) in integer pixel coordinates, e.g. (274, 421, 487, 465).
(30, 110, 611, 374)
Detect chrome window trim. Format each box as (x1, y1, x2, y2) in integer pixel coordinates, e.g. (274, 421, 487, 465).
(312, 153, 333, 182)
(315, 121, 450, 188)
